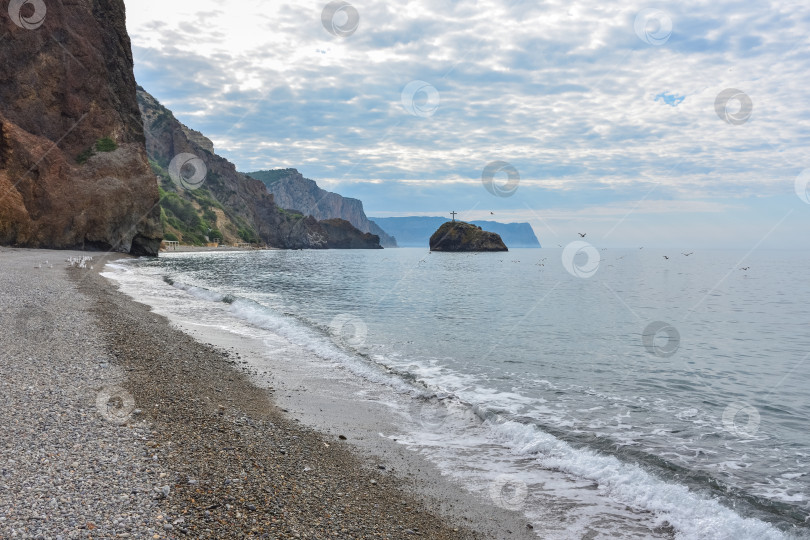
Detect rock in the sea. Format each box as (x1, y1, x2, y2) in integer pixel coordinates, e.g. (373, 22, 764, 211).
(0, 0, 162, 255)
(429, 221, 508, 252)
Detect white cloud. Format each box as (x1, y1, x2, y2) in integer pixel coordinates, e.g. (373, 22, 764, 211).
(125, 0, 810, 246)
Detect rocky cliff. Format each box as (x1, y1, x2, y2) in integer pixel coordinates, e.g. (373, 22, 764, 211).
(371, 216, 541, 248)
(246, 169, 397, 247)
(0, 0, 162, 255)
(137, 89, 380, 249)
(318, 219, 383, 249)
(429, 222, 508, 252)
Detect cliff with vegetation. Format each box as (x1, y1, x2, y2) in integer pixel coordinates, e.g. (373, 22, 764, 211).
(0, 0, 162, 255)
(246, 169, 397, 247)
(429, 222, 508, 252)
(137, 89, 381, 249)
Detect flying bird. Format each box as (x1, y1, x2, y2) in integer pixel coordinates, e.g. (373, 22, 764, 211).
(663, 256, 669, 260)
(740, 267, 750, 271)
(490, 211, 495, 215)
(682, 252, 693, 257)
(578, 233, 587, 238)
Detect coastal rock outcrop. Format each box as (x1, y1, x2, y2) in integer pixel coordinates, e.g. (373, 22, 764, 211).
(137, 89, 381, 249)
(0, 0, 162, 255)
(372, 216, 540, 248)
(429, 221, 508, 252)
(318, 219, 383, 249)
(247, 169, 397, 247)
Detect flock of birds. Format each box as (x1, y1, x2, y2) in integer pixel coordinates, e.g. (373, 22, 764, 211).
(33, 256, 94, 269)
(416, 231, 751, 273)
(66, 256, 94, 269)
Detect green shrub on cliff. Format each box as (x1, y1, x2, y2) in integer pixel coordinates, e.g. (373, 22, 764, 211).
(279, 207, 304, 219)
(187, 189, 224, 211)
(76, 137, 119, 164)
(159, 192, 210, 245)
(202, 208, 217, 223)
(238, 228, 258, 243)
(75, 148, 93, 165)
(150, 159, 175, 192)
(95, 137, 118, 152)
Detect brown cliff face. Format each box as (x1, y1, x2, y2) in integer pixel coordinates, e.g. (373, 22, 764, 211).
(246, 169, 397, 247)
(137, 88, 382, 249)
(0, 0, 162, 255)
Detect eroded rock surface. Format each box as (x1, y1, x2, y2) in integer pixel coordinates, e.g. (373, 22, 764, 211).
(0, 0, 161, 255)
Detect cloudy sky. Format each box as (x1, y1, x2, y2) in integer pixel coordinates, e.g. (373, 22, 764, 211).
(127, 0, 810, 248)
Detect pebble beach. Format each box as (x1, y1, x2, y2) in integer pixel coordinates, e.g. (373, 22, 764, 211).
(0, 248, 484, 539)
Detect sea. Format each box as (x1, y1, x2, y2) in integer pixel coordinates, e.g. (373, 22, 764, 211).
(103, 247, 810, 539)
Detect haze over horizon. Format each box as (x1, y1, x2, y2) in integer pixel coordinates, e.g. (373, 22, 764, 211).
(127, 0, 810, 249)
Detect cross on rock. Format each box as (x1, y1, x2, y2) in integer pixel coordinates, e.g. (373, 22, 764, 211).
(450, 211, 457, 222)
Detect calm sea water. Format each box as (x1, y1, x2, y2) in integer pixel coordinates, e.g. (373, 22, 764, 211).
(106, 248, 810, 538)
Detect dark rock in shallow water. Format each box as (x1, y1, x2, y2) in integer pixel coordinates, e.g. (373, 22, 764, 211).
(429, 221, 508, 252)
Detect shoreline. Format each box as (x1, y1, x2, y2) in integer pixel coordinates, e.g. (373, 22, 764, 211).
(98, 253, 684, 539)
(160, 246, 273, 253)
(0, 247, 518, 538)
(101, 258, 546, 539)
(82, 253, 486, 538)
(99, 249, 802, 540)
